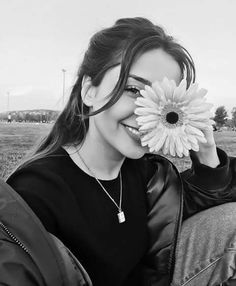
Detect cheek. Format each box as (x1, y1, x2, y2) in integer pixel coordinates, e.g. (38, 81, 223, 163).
(93, 96, 136, 130)
(93, 109, 120, 132)
(110, 96, 136, 119)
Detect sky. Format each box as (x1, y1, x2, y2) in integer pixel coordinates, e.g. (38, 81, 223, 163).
(1, 0, 236, 116)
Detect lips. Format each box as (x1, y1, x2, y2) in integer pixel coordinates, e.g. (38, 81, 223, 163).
(122, 124, 141, 141)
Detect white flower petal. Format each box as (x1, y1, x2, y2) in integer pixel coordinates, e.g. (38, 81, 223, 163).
(187, 103, 213, 114)
(181, 83, 198, 101)
(141, 129, 157, 142)
(135, 107, 160, 116)
(153, 130, 168, 152)
(182, 146, 189, 157)
(141, 140, 148, 147)
(169, 136, 176, 156)
(149, 129, 168, 152)
(162, 133, 170, 155)
(173, 78, 187, 102)
(187, 113, 212, 122)
(186, 134, 198, 145)
(147, 130, 163, 149)
(196, 88, 208, 98)
(179, 134, 192, 150)
(196, 135, 207, 144)
(152, 82, 167, 103)
(136, 114, 159, 124)
(174, 136, 183, 157)
(188, 120, 212, 129)
(135, 97, 157, 109)
(139, 121, 158, 131)
(186, 98, 206, 108)
(160, 77, 175, 100)
(143, 86, 160, 104)
(185, 125, 205, 137)
(191, 144, 200, 152)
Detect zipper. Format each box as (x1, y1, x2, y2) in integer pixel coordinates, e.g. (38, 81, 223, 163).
(0, 221, 51, 285)
(0, 221, 30, 255)
(167, 164, 184, 283)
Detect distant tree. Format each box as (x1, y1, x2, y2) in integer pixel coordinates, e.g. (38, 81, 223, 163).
(225, 118, 232, 128)
(32, 113, 41, 122)
(232, 107, 236, 128)
(25, 113, 31, 122)
(17, 112, 24, 122)
(214, 106, 228, 127)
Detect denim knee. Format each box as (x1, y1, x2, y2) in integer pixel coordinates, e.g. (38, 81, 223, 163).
(172, 203, 236, 286)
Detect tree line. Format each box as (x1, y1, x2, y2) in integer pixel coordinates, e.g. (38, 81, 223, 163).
(0, 110, 59, 123)
(0, 107, 235, 129)
(214, 106, 236, 129)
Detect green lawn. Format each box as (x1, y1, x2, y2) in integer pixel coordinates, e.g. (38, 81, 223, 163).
(0, 122, 235, 179)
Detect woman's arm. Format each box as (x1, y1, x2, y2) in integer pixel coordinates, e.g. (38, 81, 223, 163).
(0, 236, 44, 285)
(178, 126, 236, 218)
(181, 148, 236, 219)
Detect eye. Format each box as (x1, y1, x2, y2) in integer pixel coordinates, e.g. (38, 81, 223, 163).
(124, 86, 141, 98)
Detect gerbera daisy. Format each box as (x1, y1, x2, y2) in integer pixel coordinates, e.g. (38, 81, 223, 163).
(134, 77, 214, 157)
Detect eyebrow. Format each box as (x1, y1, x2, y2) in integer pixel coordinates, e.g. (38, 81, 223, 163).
(128, 74, 152, 86)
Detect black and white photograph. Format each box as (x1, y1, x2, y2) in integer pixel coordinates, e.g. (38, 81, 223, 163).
(0, 1, 236, 285)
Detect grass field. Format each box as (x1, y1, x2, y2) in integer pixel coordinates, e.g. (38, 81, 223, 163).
(0, 122, 236, 179)
(0, 122, 51, 179)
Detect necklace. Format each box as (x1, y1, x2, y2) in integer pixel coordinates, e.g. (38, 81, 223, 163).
(76, 150, 126, 224)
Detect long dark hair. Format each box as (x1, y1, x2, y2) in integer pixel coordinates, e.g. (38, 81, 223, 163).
(18, 17, 195, 168)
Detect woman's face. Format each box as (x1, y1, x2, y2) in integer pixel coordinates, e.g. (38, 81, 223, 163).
(86, 48, 182, 160)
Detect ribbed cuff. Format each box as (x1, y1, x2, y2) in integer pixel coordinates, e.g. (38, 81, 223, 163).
(188, 148, 231, 190)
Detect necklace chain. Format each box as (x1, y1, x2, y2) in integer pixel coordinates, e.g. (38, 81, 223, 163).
(76, 149, 123, 213)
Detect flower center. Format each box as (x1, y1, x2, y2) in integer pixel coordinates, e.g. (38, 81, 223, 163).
(166, 112, 179, 124)
(161, 104, 184, 128)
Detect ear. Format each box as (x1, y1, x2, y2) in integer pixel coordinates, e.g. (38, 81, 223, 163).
(81, 76, 96, 107)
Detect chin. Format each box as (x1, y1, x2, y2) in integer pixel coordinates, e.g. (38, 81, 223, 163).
(123, 146, 146, 159)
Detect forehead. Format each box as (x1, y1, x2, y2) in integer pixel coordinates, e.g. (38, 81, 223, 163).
(129, 48, 181, 84)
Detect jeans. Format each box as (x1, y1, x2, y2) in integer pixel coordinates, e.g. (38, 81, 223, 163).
(171, 203, 236, 286)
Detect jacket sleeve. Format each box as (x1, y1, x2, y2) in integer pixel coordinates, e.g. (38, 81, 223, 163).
(0, 235, 44, 286)
(181, 148, 236, 219)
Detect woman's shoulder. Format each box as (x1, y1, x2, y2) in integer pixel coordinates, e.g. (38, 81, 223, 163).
(23, 147, 69, 170)
(6, 147, 78, 233)
(9, 147, 69, 175)
(6, 147, 73, 190)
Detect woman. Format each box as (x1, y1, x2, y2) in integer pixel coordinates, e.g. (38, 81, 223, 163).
(5, 17, 236, 285)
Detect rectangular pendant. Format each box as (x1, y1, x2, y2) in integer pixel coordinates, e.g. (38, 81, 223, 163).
(117, 211, 125, 223)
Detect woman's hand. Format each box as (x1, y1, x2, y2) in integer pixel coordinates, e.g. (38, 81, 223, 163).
(193, 126, 220, 168)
